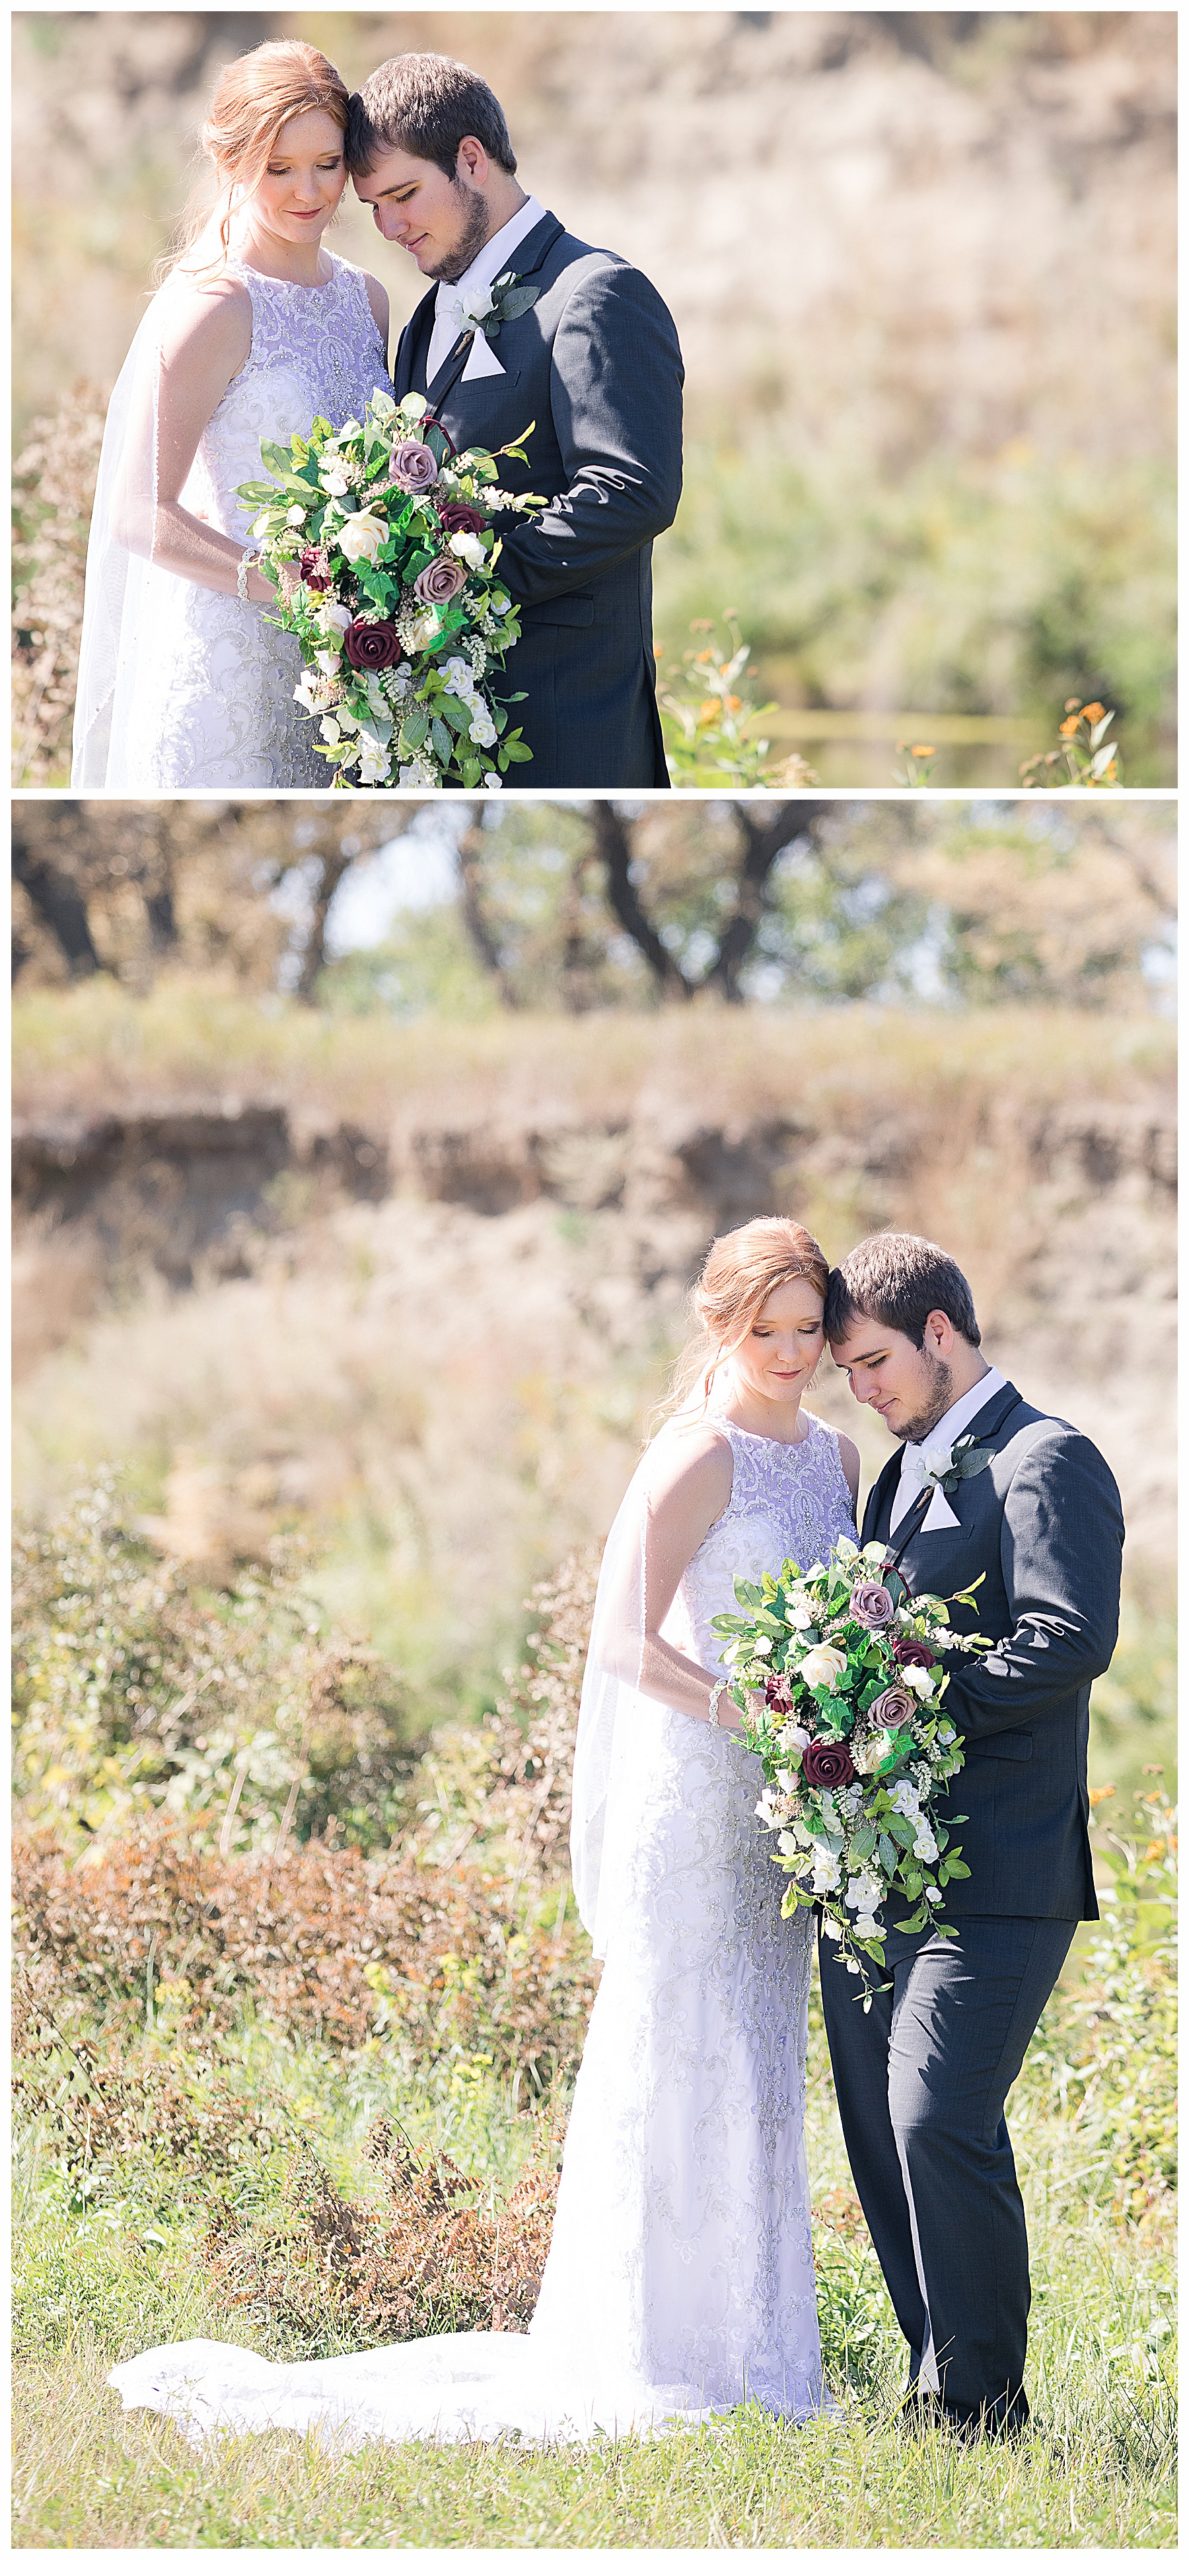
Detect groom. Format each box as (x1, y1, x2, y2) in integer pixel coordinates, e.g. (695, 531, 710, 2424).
(347, 52, 683, 789)
(824, 1232, 1124, 2437)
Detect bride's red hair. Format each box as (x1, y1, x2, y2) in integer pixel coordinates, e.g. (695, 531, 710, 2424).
(166, 40, 350, 275)
(660, 1216, 830, 1423)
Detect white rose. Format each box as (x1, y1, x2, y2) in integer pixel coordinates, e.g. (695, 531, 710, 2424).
(925, 1886, 943, 1903)
(335, 511, 388, 565)
(482, 770, 503, 791)
(798, 1643, 847, 1692)
(318, 602, 354, 635)
(822, 1914, 843, 1940)
(448, 530, 487, 573)
(777, 1831, 799, 1858)
(460, 281, 496, 324)
(788, 1601, 816, 1630)
(751, 1638, 773, 1659)
(900, 1664, 935, 1698)
(854, 1912, 883, 1940)
(358, 733, 391, 784)
(314, 648, 342, 675)
(319, 716, 341, 743)
(320, 461, 352, 497)
(286, 504, 307, 527)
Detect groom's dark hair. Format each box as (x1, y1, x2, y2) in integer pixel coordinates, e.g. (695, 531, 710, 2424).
(346, 53, 517, 178)
(824, 1233, 982, 1349)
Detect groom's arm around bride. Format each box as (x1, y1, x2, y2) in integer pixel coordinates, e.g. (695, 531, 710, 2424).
(348, 52, 683, 790)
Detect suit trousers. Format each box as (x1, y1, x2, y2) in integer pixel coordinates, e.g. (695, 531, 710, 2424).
(818, 1913, 1076, 2429)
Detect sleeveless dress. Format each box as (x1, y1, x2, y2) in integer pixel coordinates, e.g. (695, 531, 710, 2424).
(109, 1413, 857, 2448)
(76, 255, 391, 790)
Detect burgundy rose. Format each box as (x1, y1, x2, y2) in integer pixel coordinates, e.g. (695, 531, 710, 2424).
(850, 1579, 896, 1630)
(801, 1738, 856, 1790)
(437, 501, 487, 538)
(388, 439, 439, 492)
(414, 556, 467, 607)
(892, 1636, 937, 1671)
(868, 1684, 916, 1731)
(344, 618, 405, 673)
(299, 546, 332, 593)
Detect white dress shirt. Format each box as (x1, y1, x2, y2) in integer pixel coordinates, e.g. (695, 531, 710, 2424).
(889, 1364, 1007, 1535)
(426, 193, 546, 385)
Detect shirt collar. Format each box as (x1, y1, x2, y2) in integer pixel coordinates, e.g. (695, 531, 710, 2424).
(435, 193, 545, 314)
(917, 1365, 1006, 1466)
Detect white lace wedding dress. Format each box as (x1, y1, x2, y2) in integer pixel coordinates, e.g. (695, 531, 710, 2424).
(72, 254, 391, 789)
(110, 1413, 856, 2448)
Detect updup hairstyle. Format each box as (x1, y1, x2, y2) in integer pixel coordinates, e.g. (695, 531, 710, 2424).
(346, 52, 517, 179)
(824, 1232, 981, 1348)
(662, 1217, 830, 1422)
(168, 40, 350, 273)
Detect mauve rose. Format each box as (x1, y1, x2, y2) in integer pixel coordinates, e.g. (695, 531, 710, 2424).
(344, 619, 404, 674)
(299, 546, 332, 592)
(438, 501, 487, 539)
(850, 1579, 896, 1629)
(801, 1738, 856, 1790)
(414, 556, 466, 606)
(868, 1684, 916, 1731)
(389, 439, 439, 492)
(892, 1636, 937, 1670)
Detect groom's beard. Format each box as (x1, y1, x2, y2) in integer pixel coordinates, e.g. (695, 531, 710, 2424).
(894, 1352, 955, 1443)
(427, 180, 496, 282)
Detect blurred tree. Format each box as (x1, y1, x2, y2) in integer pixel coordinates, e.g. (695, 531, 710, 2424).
(12, 799, 1173, 1015)
(11, 801, 400, 995)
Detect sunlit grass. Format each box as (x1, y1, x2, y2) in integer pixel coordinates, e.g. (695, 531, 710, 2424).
(12, 978, 1174, 1124)
(13, 2020, 1175, 2547)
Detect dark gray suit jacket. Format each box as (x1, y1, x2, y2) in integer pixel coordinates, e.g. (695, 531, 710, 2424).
(392, 211, 683, 788)
(862, 1381, 1124, 1923)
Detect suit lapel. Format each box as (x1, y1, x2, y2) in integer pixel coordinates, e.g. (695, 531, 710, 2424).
(393, 286, 436, 398)
(426, 327, 478, 411)
(862, 1450, 904, 1547)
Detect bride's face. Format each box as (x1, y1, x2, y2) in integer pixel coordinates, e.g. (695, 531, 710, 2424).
(729, 1277, 825, 1413)
(246, 108, 348, 248)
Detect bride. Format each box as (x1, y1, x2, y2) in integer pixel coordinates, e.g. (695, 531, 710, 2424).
(71, 41, 392, 789)
(110, 1217, 860, 2446)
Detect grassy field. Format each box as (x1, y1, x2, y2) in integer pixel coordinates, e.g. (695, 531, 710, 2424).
(13, 1764, 1176, 2548)
(12, 978, 1174, 1124)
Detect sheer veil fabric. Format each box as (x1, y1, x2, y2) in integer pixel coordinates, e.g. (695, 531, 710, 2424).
(71, 248, 390, 788)
(110, 1409, 856, 2448)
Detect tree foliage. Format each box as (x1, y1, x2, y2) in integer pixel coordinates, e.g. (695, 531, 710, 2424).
(12, 798, 1173, 1015)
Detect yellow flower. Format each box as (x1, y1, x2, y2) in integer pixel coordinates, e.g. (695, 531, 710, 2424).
(1082, 701, 1106, 722)
(1059, 715, 1081, 737)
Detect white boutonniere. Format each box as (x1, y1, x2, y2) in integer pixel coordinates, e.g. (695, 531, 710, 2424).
(922, 1432, 995, 1501)
(453, 270, 541, 344)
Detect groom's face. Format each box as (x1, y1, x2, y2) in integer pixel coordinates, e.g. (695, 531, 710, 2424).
(352, 144, 492, 281)
(831, 1314, 956, 1443)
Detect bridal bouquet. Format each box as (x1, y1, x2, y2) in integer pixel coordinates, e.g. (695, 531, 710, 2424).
(711, 1538, 988, 1991)
(237, 391, 542, 789)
